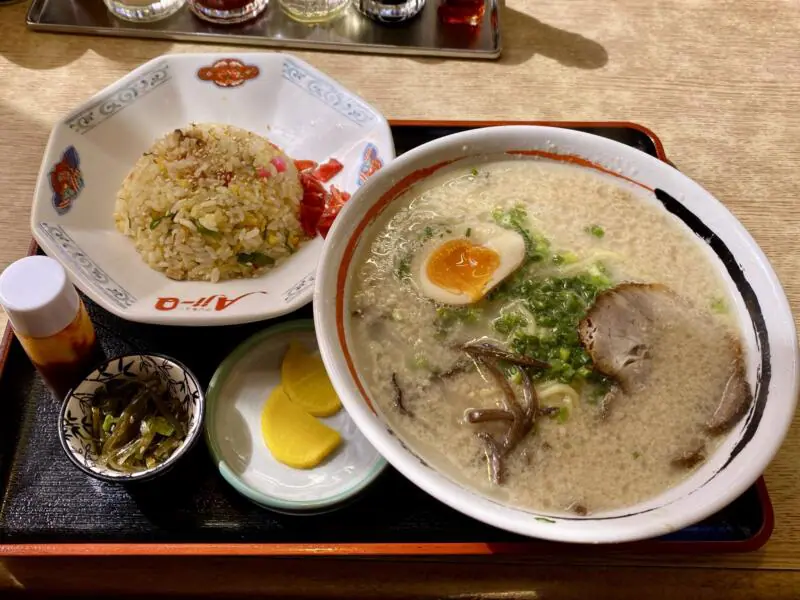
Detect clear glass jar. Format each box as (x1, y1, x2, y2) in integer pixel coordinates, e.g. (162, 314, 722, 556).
(188, 0, 269, 23)
(103, 0, 186, 22)
(279, 0, 350, 23)
(357, 0, 425, 23)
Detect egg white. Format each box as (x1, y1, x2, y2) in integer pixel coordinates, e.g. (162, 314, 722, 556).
(412, 223, 526, 305)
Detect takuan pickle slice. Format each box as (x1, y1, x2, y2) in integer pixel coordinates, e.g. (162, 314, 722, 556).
(261, 384, 341, 469)
(281, 341, 342, 417)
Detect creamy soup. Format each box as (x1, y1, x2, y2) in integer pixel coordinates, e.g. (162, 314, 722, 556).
(349, 159, 751, 515)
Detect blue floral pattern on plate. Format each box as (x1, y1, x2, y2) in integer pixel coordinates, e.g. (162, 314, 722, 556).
(282, 58, 376, 127)
(37, 223, 136, 310)
(66, 61, 171, 135)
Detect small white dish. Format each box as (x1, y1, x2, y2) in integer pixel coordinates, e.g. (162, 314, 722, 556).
(314, 125, 799, 543)
(205, 319, 386, 513)
(31, 52, 394, 326)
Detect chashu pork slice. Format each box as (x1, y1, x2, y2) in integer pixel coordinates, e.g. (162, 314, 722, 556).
(578, 283, 665, 393)
(578, 282, 753, 433)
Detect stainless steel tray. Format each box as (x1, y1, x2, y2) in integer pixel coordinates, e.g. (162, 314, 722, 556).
(26, 0, 501, 59)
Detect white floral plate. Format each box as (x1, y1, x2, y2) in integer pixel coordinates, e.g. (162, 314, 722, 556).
(205, 320, 386, 513)
(31, 52, 394, 326)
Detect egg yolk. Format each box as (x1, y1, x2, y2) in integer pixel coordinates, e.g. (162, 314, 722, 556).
(426, 239, 501, 301)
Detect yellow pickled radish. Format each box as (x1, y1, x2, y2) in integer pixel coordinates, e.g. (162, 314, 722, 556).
(261, 385, 341, 469)
(281, 341, 342, 417)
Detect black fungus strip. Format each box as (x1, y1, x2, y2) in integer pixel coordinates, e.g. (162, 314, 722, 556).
(463, 340, 550, 370)
(465, 408, 514, 423)
(477, 431, 503, 485)
(391, 372, 412, 416)
(569, 503, 589, 516)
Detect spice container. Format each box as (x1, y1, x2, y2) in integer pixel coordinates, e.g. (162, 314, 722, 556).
(438, 0, 484, 25)
(279, 0, 350, 23)
(188, 0, 269, 23)
(357, 0, 425, 24)
(0, 256, 103, 399)
(103, 0, 186, 22)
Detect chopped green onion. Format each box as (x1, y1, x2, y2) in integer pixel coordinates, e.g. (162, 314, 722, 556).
(470, 167, 479, 177)
(507, 366, 522, 385)
(711, 297, 727, 314)
(552, 251, 579, 265)
(535, 517, 556, 523)
(395, 255, 412, 279)
(465, 227, 472, 238)
(492, 312, 528, 335)
(193, 219, 221, 238)
(237, 252, 275, 268)
(586, 224, 605, 238)
(149, 212, 175, 230)
(412, 353, 429, 370)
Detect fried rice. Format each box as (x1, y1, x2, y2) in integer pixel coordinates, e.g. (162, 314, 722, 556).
(114, 123, 306, 282)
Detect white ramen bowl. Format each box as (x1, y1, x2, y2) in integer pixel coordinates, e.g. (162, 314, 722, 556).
(31, 52, 393, 326)
(313, 125, 799, 544)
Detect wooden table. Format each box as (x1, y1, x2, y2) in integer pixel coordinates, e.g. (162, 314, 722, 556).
(1, 0, 799, 596)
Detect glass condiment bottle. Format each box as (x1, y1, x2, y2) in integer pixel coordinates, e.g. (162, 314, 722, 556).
(188, 0, 269, 24)
(438, 0, 484, 26)
(357, 0, 425, 24)
(103, 0, 187, 22)
(0, 256, 103, 399)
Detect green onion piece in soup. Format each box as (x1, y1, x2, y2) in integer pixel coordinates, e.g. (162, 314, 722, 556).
(586, 224, 605, 238)
(492, 312, 528, 336)
(711, 297, 727, 314)
(496, 272, 612, 384)
(492, 205, 550, 263)
(552, 251, 579, 265)
(434, 305, 483, 335)
(395, 254, 412, 280)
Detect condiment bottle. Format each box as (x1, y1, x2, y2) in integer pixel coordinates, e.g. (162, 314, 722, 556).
(0, 256, 103, 399)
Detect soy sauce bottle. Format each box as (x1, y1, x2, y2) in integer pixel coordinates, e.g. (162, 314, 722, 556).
(0, 256, 104, 399)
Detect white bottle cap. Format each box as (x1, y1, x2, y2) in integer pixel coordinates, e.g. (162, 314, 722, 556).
(0, 256, 80, 339)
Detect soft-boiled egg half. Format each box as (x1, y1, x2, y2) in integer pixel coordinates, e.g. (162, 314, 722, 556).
(413, 223, 526, 305)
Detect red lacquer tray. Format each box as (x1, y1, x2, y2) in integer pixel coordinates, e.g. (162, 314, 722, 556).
(0, 121, 773, 556)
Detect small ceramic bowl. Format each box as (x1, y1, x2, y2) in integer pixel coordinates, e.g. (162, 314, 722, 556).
(58, 353, 205, 483)
(205, 319, 386, 514)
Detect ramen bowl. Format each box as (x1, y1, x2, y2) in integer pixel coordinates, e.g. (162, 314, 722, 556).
(313, 125, 798, 543)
